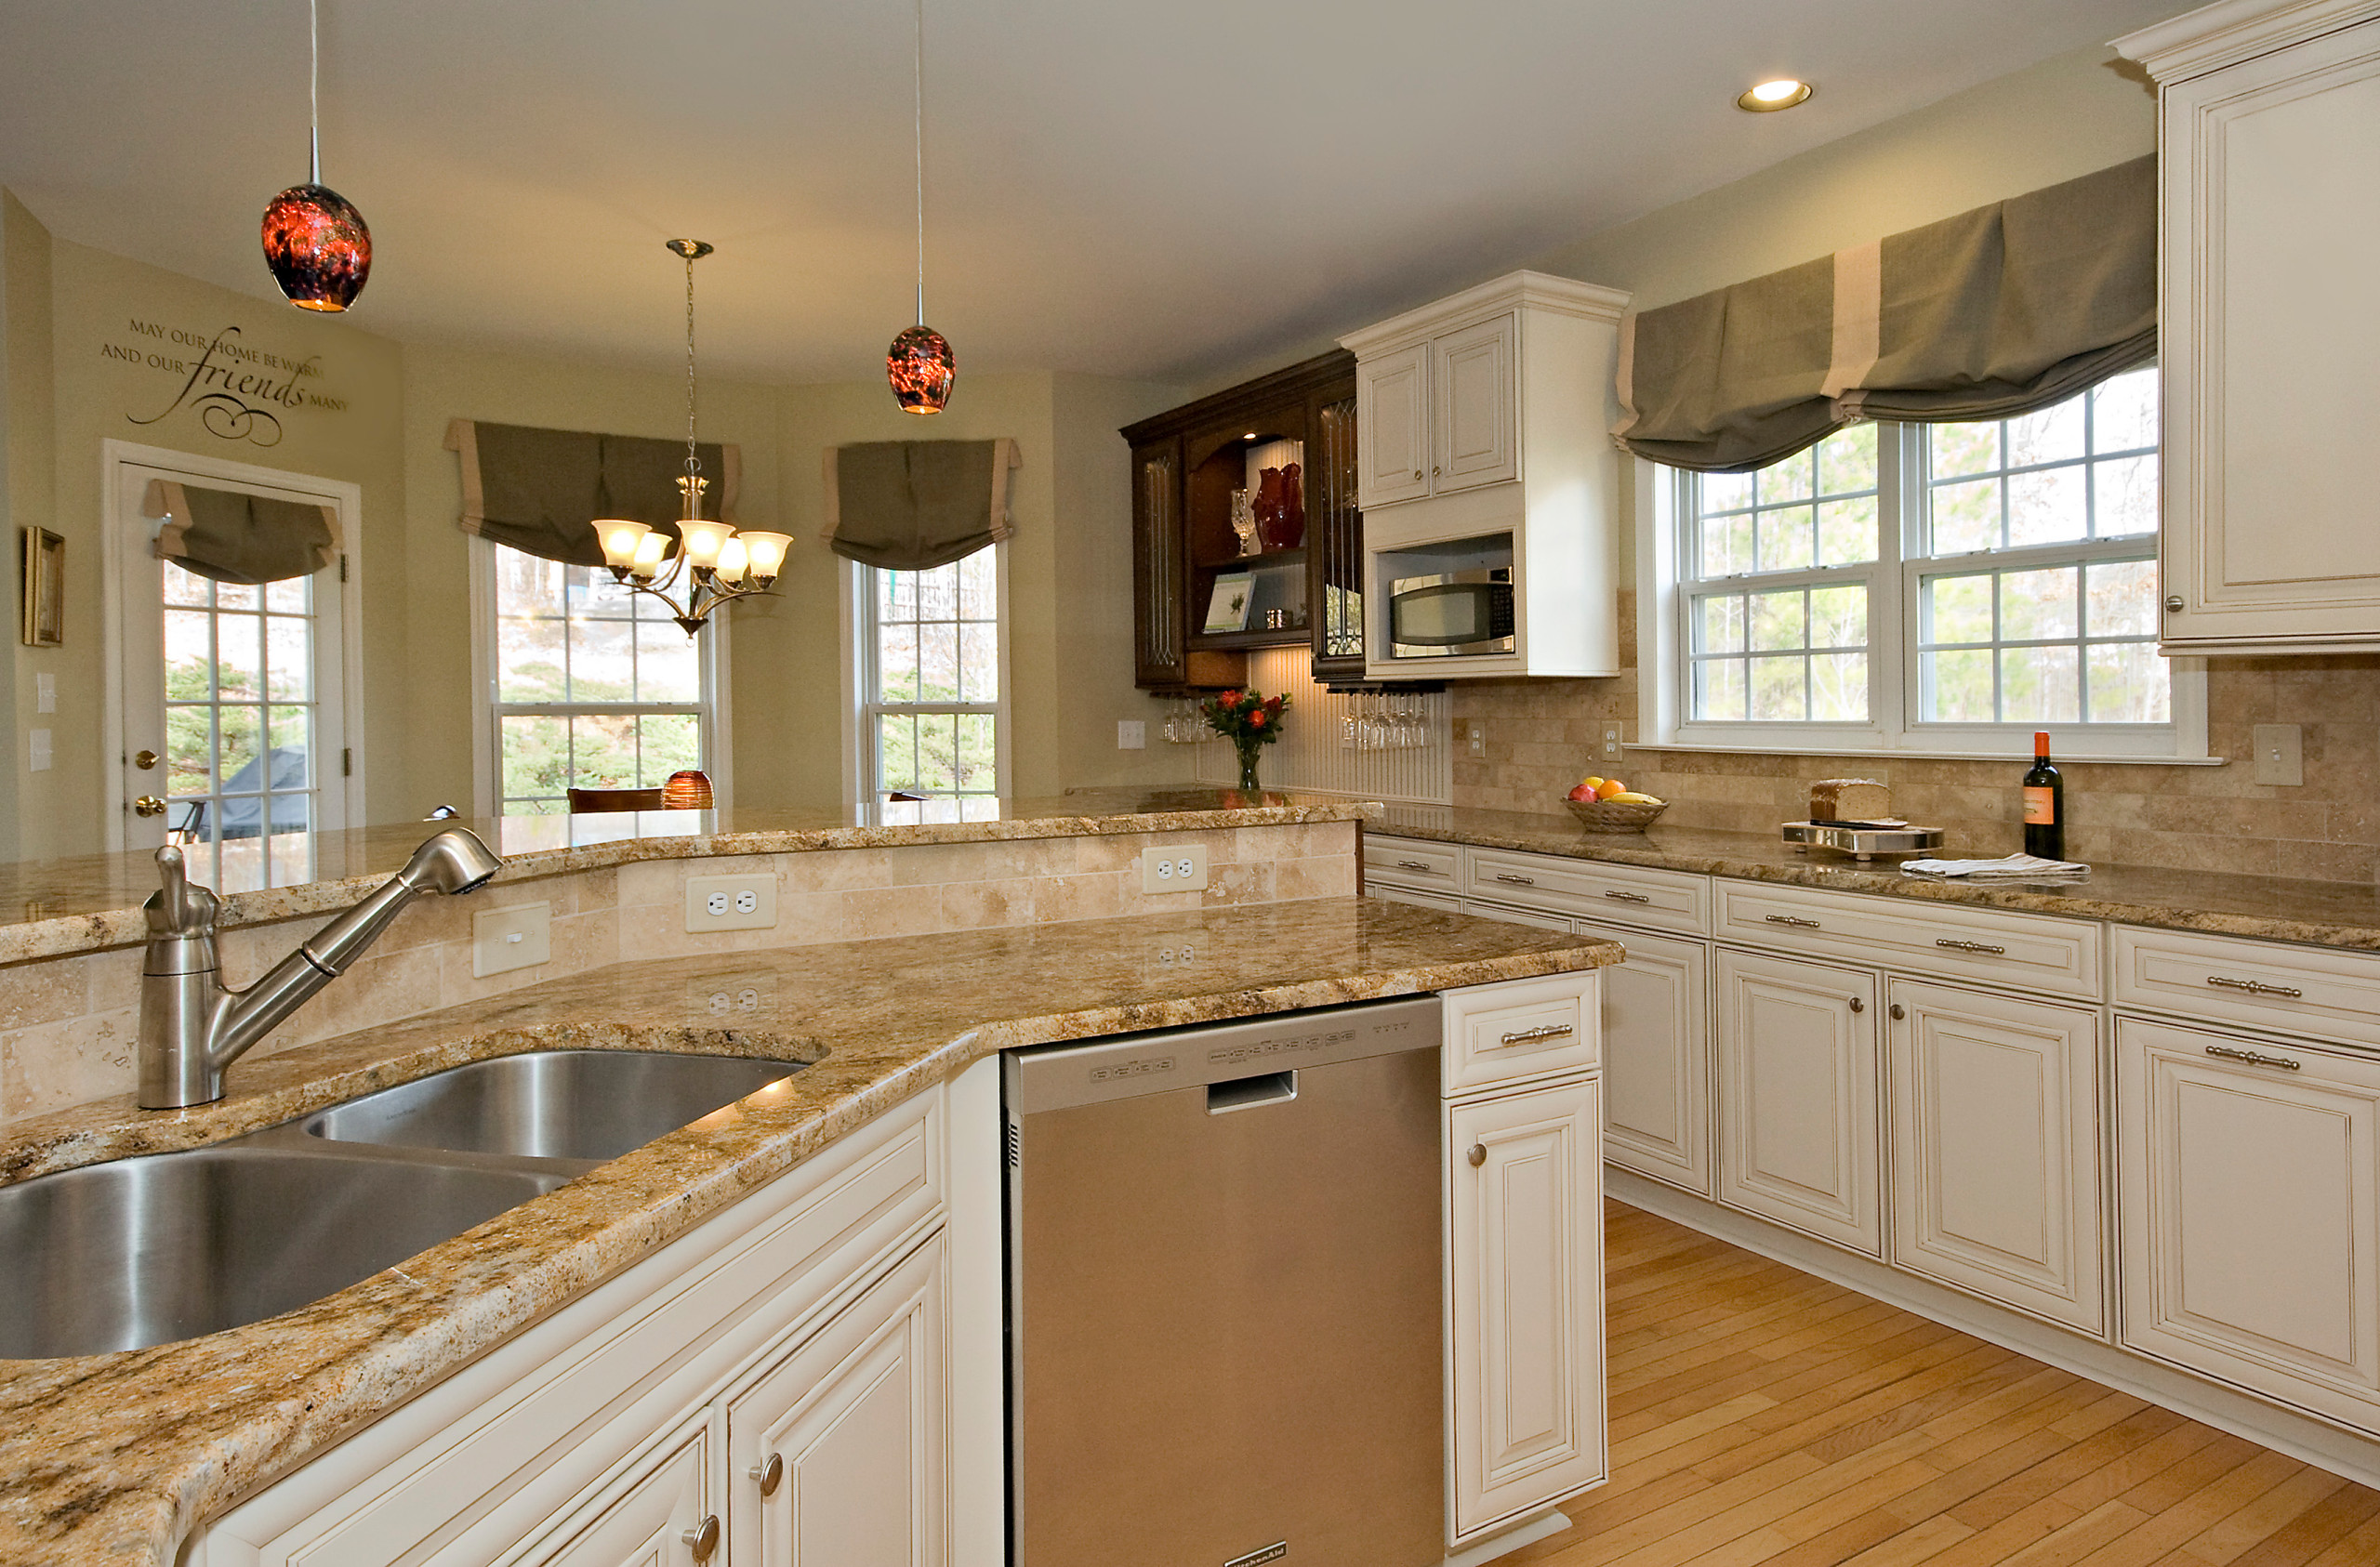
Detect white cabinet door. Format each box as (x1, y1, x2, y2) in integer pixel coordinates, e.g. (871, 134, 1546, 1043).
(1356, 343, 1432, 508)
(727, 1235, 947, 1567)
(2117, 1018, 2380, 1436)
(1447, 1075, 1606, 1544)
(2153, 17, 2380, 650)
(528, 1422, 713, 1567)
(1578, 920, 1712, 1198)
(1433, 312, 1518, 493)
(1714, 949, 1881, 1257)
(1886, 981, 2103, 1333)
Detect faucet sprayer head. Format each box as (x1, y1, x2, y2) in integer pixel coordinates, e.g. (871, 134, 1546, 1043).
(400, 826, 502, 896)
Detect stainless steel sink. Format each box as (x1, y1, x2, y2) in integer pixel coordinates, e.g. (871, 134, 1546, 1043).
(301, 1050, 807, 1162)
(0, 1146, 571, 1358)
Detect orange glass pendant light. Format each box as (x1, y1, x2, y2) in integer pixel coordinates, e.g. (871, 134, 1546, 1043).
(887, 0, 954, 413)
(261, 0, 371, 311)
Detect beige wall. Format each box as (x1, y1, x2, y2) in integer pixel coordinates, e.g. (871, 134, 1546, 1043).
(0, 192, 52, 863)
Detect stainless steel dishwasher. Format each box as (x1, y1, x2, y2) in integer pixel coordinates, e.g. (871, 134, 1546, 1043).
(1005, 995, 1444, 1567)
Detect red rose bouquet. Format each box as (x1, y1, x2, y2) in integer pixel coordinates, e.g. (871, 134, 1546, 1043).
(1200, 688, 1290, 792)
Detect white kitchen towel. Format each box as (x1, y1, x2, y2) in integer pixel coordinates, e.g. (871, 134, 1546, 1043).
(1900, 854, 2090, 881)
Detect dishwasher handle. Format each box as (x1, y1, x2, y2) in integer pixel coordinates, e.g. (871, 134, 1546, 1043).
(1208, 1070, 1299, 1114)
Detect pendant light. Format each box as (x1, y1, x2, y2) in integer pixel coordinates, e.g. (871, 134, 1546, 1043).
(261, 0, 372, 311)
(592, 241, 793, 637)
(887, 0, 955, 414)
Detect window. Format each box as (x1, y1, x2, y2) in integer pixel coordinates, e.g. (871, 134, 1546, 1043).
(488, 546, 710, 813)
(1660, 366, 2196, 758)
(162, 562, 324, 885)
(857, 547, 1003, 801)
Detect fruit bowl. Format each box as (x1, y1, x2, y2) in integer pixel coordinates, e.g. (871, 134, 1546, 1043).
(1565, 796, 1670, 835)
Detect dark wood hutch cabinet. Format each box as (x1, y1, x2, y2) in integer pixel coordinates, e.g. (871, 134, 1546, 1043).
(1122, 349, 1365, 691)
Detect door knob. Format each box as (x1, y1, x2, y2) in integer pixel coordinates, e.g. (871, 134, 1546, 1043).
(682, 1514, 721, 1562)
(752, 1452, 784, 1495)
(134, 749, 159, 770)
(1467, 1142, 1487, 1167)
(1889, 1003, 1906, 1021)
(1848, 997, 1865, 1013)
(133, 796, 167, 818)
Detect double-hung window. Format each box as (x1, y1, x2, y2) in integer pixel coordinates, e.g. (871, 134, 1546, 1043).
(486, 544, 713, 812)
(1662, 366, 2195, 758)
(855, 546, 1005, 803)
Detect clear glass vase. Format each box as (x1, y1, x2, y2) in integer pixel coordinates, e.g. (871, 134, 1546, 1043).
(1235, 739, 1263, 793)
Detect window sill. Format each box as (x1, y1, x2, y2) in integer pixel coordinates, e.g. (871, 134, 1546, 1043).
(1628, 740, 2226, 768)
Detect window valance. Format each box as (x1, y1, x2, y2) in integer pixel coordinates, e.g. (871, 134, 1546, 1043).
(824, 438, 1020, 572)
(1612, 154, 2158, 473)
(142, 479, 340, 585)
(445, 418, 742, 568)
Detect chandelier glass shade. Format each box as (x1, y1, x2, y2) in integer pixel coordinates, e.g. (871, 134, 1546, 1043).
(263, 0, 370, 311)
(591, 240, 793, 637)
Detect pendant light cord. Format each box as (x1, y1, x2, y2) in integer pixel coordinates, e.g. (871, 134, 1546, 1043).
(308, 0, 322, 185)
(684, 249, 701, 480)
(912, 0, 926, 326)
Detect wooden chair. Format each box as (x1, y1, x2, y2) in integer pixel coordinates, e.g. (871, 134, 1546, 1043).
(567, 786, 666, 813)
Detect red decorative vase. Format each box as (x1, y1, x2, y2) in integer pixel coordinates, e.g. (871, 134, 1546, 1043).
(1257, 463, 1305, 549)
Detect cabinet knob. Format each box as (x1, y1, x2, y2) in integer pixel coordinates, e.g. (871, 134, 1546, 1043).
(1888, 1003, 1905, 1021)
(1849, 997, 1866, 1013)
(682, 1514, 721, 1562)
(1432, 465, 1441, 476)
(2163, 595, 2184, 612)
(752, 1452, 784, 1496)
(1467, 1142, 1488, 1167)
(1412, 469, 1423, 481)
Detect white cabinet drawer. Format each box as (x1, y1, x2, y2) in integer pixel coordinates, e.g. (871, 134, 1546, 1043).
(1714, 880, 2101, 1000)
(1366, 834, 1463, 889)
(1465, 848, 1711, 936)
(1443, 972, 1601, 1098)
(2113, 926, 2380, 1047)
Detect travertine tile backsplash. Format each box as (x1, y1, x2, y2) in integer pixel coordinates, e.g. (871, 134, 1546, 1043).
(0, 822, 1356, 1127)
(1451, 591, 2380, 886)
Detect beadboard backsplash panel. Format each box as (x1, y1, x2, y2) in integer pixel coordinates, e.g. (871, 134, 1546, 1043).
(1448, 590, 2380, 884)
(1190, 648, 1453, 804)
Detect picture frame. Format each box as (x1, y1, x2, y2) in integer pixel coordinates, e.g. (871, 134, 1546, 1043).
(20, 528, 62, 648)
(1202, 570, 1255, 635)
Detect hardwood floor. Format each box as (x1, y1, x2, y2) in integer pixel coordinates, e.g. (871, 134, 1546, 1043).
(1512, 1200, 2380, 1567)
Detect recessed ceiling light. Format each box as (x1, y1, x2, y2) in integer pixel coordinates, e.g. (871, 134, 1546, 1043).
(1737, 78, 1814, 112)
(1244, 432, 1259, 440)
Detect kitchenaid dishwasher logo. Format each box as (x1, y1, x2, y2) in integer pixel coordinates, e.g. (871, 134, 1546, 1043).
(106, 321, 346, 447)
(1224, 1544, 1288, 1567)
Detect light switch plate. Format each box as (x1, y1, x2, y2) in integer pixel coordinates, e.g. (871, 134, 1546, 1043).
(1141, 843, 1209, 893)
(34, 674, 55, 715)
(1117, 719, 1146, 750)
(2252, 723, 2304, 787)
(28, 730, 50, 772)
(472, 902, 552, 978)
(685, 871, 778, 933)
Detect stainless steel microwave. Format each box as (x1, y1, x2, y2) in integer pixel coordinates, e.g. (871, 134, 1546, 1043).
(1386, 569, 1514, 658)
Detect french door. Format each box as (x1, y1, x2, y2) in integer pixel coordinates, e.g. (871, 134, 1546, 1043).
(108, 443, 357, 889)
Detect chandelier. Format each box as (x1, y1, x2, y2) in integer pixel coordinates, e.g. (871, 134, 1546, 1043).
(261, 0, 371, 310)
(886, 0, 955, 413)
(593, 240, 793, 636)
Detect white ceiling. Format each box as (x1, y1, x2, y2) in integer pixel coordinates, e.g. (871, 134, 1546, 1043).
(1, 0, 2193, 388)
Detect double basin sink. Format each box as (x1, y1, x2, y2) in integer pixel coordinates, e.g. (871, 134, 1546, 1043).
(0, 1050, 808, 1360)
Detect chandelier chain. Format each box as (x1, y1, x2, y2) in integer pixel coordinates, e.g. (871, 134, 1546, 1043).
(684, 247, 700, 479)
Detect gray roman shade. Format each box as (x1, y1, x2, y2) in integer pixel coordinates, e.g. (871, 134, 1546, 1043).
(143, 479, 340, 585)
(1613, 155, 2158, 472)
(824, 439, 1020, 571)
(445, 418, 742, 567)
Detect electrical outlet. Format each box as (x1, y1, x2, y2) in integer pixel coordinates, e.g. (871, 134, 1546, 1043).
(1466, 722, 1487, 759)
(2252, 723, 2305, 786)
(1117, 719, 1146, 750)
(472, 902, 552, 978)
(1601, 725, 1623, 760)
(687, 969, 778, 1020)
(1141, 843, 1210, 893)
(684, 872, 778, 933)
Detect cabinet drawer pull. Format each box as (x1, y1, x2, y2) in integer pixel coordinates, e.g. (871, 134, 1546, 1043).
(1493, 873, 1537, 887)
(752, 1452, 785, 1496)
(2206, 1044, 2302, 1072)
(1602, 889, 1651, 904)
(1467, 1142, 1488, 1167)
(683, 1515, 721, 1562)
(1396, 859, 1440, 873)
(1935, 938, 2007, 955)
(2206, 975, 2305, 999)
(1765, 914, 1820, 928)
(1500, 1023, 1575, 1046)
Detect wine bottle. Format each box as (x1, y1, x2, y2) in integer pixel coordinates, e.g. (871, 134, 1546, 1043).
(2022, 731, 2064, 861)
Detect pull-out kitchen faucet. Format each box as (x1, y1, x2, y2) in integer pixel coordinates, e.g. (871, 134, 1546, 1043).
(137, 827, 502, 1108)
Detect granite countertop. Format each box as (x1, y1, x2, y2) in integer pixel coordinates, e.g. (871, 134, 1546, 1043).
(0, 789, 1367, 965)
(1370, 804, 2380, 953)
(0, 896, 1616, 1567)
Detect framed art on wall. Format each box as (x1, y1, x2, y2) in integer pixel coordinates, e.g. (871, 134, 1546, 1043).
(20, 528, 62, 647)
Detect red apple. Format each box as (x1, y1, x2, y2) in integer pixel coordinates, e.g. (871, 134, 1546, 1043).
(1567, 783, 1595, 802)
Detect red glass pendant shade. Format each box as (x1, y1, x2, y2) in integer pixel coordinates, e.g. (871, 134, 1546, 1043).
(261, 183, 372, 311)
(887, 323, 955, 414)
